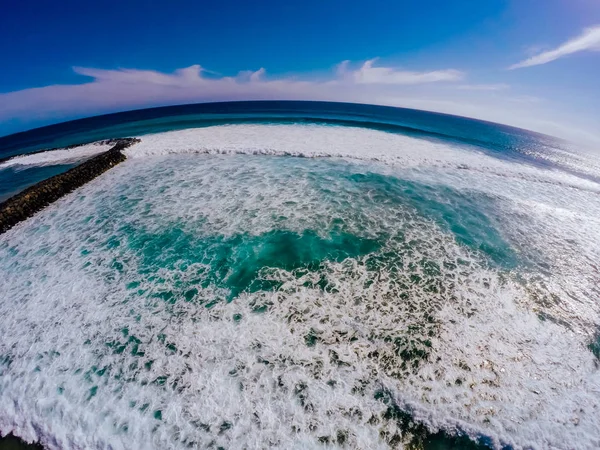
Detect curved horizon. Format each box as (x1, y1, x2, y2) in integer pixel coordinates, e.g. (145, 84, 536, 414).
(1, 99, 555, 142)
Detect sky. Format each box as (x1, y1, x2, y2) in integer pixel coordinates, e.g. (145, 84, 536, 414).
(1, 0, 599, 145)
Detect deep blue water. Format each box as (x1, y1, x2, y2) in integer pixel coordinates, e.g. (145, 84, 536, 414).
(0, 101, 575, 202)
(0, 163, 78, 202)
(0, 101, 566, 162)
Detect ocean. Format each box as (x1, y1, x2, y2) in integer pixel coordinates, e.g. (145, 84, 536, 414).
(1, 101, 599, 449)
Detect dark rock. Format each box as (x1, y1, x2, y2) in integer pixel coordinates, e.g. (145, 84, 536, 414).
(0, 138, 136, 165)
(0, 138, 140, 235)
(0, 433, 44, 449)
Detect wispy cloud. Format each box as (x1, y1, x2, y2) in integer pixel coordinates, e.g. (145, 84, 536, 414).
(509, 25, 600, 69)
(342, 58, 464, 84)
(0, 65, 318, 123)
(0, 59, 597, 144)
(72, 65, 207, 85)
(0, 59, 465, 128)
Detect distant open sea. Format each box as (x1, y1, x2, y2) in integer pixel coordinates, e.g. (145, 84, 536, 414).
(1, 101, 599, 449)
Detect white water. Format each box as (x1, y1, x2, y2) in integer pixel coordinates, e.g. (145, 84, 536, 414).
(0, 143, 111, 170)
(1, 124, 600, 449)
(128, 125, 600, 335)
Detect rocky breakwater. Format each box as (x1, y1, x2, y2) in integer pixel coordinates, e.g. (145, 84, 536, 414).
(0, 432, 44, 449)
(0, 138, 140, 235)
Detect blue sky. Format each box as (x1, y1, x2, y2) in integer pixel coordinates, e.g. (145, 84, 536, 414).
(1, 0, 599, 144)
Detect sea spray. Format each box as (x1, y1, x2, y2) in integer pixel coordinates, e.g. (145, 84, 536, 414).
(1, 125, 599, 449)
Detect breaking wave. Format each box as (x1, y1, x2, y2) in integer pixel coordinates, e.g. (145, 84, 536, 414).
(0, 143, 112, 170)
(1, 124, 599, 449)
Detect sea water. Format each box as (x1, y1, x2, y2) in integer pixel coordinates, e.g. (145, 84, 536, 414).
(0, 103, 599, 449)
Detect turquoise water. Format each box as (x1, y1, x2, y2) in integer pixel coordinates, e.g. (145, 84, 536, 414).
(129, 228, 381, 301)
(1, 103, 600, 450)
(346, 173, 517, 268)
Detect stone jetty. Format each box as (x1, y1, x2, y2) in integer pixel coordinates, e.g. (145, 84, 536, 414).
(0, 138, 140, 235)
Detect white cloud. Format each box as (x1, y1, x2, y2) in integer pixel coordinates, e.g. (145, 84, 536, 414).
(336, 60, 351, 76)
(72, 65, 210, 86)
(0, 65, 320, 123)
(345, 58, 464, 84)
(0, 59, 597, 145)
(510, 25, 600, 69)
(249, 68, 266, 82)
(0, 59, 465, 126)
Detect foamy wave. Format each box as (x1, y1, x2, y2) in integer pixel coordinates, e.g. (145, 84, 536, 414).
(1, 124, 600, 449)
(127, 124, 600, 194)
(127, 124, 502, 172)
(0, 143, 111, 169)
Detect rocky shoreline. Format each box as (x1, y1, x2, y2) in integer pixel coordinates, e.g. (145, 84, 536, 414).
(0, 138, 139, 235)
(0, 138, 134, 165)
(0, 433, 44, 449)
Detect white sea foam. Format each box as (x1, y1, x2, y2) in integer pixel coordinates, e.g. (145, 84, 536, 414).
(0, 142, 111, 170)
(127, 124, 600, 194)
(128, 125, 600, 334)
(1, 125, 600, 449)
